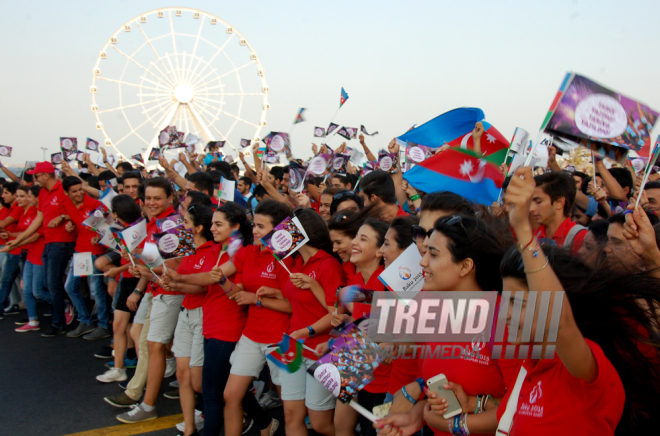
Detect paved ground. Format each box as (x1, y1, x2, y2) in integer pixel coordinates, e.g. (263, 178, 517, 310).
(0, 306, 286, 436)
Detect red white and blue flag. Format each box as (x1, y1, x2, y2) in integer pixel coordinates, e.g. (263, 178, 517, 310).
(293, 108, 306, 124)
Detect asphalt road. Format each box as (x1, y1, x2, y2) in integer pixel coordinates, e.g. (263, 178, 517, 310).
(0, 306, 286, 436)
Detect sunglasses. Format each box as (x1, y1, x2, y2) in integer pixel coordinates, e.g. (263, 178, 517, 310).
(333, 191, 356, 201)
(443, 215, 469, 238)
(411, 225, 433, 244)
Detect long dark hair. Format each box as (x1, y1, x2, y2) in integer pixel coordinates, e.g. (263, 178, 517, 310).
(501, 246, 660, 434)
(254, 199, 292, 228)
(186, 205, 214, 242)
(327, 203, 381, 240)
(389, 215, 420, 249)
(433, 215, 506, 293)
(295, 208, 336, 259)
(216, 202, 253, 246)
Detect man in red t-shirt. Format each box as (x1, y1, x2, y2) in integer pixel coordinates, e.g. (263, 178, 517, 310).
(359, 170, 409, 222)
(11, 163, 76, 337)
(61, 176, 111, 340)
(531, 171, 586, 252)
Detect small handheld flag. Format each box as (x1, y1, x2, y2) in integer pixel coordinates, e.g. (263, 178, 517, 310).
(327, 123, 340, 136)
(338, 285, 374, 305)
(293, 108, 306, 125)
(266, 334, 305, 373)
(314, 127, 326, 138)
(216, 230, 244, 267)
(360, 125, 378, 136)
(86, 138, 100, 152)
(340, 87, 349, 107)
(0, 146, 12, 158)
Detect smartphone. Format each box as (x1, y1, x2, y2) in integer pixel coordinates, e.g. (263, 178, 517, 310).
(426, 374, 462, 419)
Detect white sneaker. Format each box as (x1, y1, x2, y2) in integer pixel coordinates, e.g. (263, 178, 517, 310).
(164, 358, 177, 378)
(97, 367, 127, 383)
(175, 410, 204, 432)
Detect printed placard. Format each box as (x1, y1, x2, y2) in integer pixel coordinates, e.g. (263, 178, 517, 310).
(73, 252, 94, 277)
(378, 244, 424, 303)
(219, 177, 236, 202)
(260, 216, 309, 260)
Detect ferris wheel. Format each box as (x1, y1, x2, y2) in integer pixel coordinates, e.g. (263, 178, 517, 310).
(90, 7, 268, 163)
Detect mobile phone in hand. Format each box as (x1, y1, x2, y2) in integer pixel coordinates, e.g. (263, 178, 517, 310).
(426, 374, 462, 419)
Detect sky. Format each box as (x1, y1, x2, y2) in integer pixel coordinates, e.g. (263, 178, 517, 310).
(1, 0, 659, 167)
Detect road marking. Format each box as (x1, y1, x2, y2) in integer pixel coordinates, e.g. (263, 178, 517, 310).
(64, 414, 183, 436)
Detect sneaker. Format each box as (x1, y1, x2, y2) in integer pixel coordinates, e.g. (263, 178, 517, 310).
(176, 410, 205, 433)
(164, 358, 177, 378)
(241, 416, 254, 435)
(95, 346, 114, 359)
(265, 418, 279, 436)
(41, 326, 66, 337)
(169, 380, 180, 388)
(116, 404, 157, 424)
(14, 317, 29, 326)
(3, 304, 20, 315)
(258, 392, 282, 410)
(105, 357, 137, 369)
(97, 368, 128, 383)
(104, 392, 138, 408)
(15, 324, 40, 333)
(43, 305, 53, 317)
(64, 302, 74, 325)
(66, 323, 96, 338)
(163, 389, 179, 399)
(118, 380, 128, 390)
(83, 326, 112, 340)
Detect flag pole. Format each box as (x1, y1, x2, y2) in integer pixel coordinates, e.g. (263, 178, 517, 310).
(524, 131, 544, 167)
(349, 399, 377, 423)
(635, 139, 659, 207)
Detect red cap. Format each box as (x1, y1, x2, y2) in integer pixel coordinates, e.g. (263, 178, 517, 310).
(26, 162, 56, 175)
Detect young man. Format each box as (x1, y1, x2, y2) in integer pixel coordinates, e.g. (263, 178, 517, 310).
(531, 171, 587, 251)
(359, 169, 408, 221)
(186, 172, 214, 197)
(121, 171, 142, 202)
(237, 176, 252, 201)
(330, 173, 353, 190)
(98, 170, 117, 192)
(643, 181, 660, 212)
(10, 162, 76, 337)
(61, 176, 111, 340)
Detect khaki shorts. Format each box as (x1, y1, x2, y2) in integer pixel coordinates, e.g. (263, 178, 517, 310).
(146, 294, 184, 344)
(229, 334, 282, 385)
(172, 307, 205, 367)
(280, 357, 337, 411)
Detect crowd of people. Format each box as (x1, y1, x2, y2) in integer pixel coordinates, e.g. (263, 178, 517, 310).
(2, 128, 660, 436)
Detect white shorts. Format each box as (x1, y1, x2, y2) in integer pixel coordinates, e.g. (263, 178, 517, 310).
(134, 293, 152, 325)
(147, 294, 184, 344)
(280, 357, 337, 411)
(172, 307, 205, 367)
(229, 334, 282, 385)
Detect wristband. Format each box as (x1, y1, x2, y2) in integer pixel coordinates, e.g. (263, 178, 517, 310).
(400, 385, 416, 405)
(219, 275, 227, 285)
(414, 377, 425, 392)
(307, 325, 316, 337)
(409, 194, 420, 202)
(256, 299, 262, 307)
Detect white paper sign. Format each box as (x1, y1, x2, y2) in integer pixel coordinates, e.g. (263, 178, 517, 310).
(220, 178, 236, 202)
(140, 243, 164, 269)
(73, 252, 94, 277)
(377, 244, 424, 303)
(120, 219, 148, 253)
(97, 223, 118, 250)
(99, 187, 117, 211)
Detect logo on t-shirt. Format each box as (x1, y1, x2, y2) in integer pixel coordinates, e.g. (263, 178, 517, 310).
(519, 381, 544, 418)
(266, 262, 274, 273)
(51, 197, 59, 206)
(193, 258, 205, 270)
(529, 382, 543, 404)
(261, 262, 277, 280)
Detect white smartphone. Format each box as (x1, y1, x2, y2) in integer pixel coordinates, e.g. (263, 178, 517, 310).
(426, 374, 462, 419)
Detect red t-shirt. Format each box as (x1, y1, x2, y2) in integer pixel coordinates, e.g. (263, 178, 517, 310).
(177, 240, 213, 309)
(38, 181, 77, 244)
(342, 261, 356, 278)
(496, 339, 624, 436)
(202, 246, 248, 342)
(282, 250, 346, 357)
(395, 205, 409, 217)
(7, 202, 25, 255)
(17, 206, 44, 265)
(348, 265, 392, 393)
(232, 245, 293, 344)
(63, 194, 107, 255)
(0, 207, 9, 247)
(537, 217, 586, 253)
(145, 206, 178, 295)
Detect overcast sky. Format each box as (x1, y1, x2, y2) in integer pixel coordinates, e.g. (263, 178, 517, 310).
(1, 0, 658, 166)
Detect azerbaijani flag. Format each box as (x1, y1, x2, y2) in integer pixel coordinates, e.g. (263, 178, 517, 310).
(540, 72, 574, 132)
(131, 153, 144, 165)
(403, 147, 504, 205)
(339, 87, 349, 107)
(396, 108, 509, 166)
(293, 108, 306, 124)
(266, 334, 303, 373)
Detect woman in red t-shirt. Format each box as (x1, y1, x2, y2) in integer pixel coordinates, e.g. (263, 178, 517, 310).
(270, 209, 346, 435)
(218, 199, 293, 436)
(328, 210, 362, 279)
(329, 217, 390, 436)
(375, 214, 508, 436)
(14, 186, 48, 331)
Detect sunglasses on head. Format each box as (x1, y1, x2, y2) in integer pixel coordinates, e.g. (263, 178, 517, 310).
(411, 225, 433, 244)
(333, 191, 356, 201)
(443, 215, 469, 238)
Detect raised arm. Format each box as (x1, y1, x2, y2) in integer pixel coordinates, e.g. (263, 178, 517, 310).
(359, 134, 377, 162)
(159, 157, 187, 190)
(596, 159, 628, 201)
(0, 161, 19, 182)
(239, 151, 258, 185)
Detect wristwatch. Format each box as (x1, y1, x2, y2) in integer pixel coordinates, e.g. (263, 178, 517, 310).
(307, 326, 316, 337)
(60, 214, 66, 221)
(132, 288, 144, 296)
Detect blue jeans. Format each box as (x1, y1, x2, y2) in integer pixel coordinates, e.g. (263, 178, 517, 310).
(64, 253, 108, 329)
(42, 242, 75, 329)
(0, 253, 23, 310)
(23, 261, 50, 321)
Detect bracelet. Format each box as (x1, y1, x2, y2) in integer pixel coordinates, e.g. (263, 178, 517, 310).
(414, 377, 425, 393)
(451, 414, 469, 436)
(219, 275, 227, 285)
(400, 385, 416, 405)
(475, 395, 482, 414)
(151, 273, 157, 282)
(524, 257, 549, 274)
(256, 299, 262, 307)
(516, 236, 535, 253)
(487, 394, 499, 407)
(409, 194, 421, 202)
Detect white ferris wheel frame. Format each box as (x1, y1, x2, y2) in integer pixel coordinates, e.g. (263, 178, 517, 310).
(90, 7, 269, 162)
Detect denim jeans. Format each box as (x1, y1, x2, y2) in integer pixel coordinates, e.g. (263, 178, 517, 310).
(42, 242, 75, 329)
(0, 253, 23, 310)
(202, 338, 272, 436)
(23, 261, 50, 321)
(64, 253, 108, 329)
